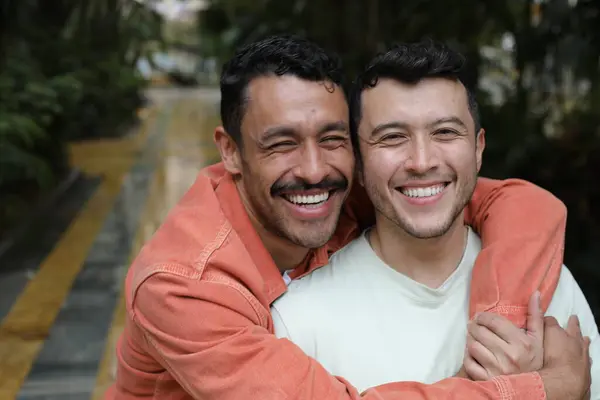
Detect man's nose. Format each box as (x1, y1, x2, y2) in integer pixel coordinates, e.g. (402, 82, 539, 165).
(293, 142, 329, 184)
(405, 138, 439, 174)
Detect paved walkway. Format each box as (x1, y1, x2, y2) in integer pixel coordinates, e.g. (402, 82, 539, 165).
(0, 88, 221, 399)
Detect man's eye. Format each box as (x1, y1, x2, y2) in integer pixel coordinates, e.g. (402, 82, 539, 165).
(269, 141, 296, 151)
(319, 135, 347, 150)
(321, 135, 346, 144)
(435, 129, 458, 137)
(321, 135, 345, 143)
(379, 133, 406, 144)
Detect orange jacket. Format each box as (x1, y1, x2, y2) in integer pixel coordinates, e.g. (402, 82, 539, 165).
(107, 162, 565, 399)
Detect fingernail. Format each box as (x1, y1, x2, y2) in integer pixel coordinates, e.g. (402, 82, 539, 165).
(535, 290, 541, 311)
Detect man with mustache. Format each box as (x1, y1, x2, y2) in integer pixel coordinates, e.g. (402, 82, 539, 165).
(108, 35, 573, 399)
(272, 40, 597, 398)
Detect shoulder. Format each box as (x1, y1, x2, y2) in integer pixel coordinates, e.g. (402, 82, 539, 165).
(546, 265, 599, 338)
(125, 168, 258, 311)
(129, 172, 229, 272)
(547, 265, 600, 399)
(547, 265, 581, 315)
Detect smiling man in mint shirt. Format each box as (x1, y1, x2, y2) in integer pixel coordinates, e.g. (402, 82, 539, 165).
(272, 40, 596, 398)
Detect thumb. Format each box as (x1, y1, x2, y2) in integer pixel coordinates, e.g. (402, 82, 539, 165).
(566, 315, 583, 339)
(526, 291, 544, 340)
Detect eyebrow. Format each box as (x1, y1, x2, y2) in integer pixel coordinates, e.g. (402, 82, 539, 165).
(427, 116, 468, 130)
(259, 126, 296, 144)
(319, 120, 348, 134)
(259, 120, 348, 143)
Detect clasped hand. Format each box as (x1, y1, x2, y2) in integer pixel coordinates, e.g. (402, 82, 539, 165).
(463, 291, 544, 379)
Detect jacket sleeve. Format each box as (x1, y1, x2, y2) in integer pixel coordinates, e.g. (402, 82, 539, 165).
(130, 271, 547, 400)
(465, 177, 567, 328)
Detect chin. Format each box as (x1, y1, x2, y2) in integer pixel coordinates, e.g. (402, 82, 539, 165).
(401, 216, 455, 239)
(408, 228, 448, 240)
(289, 222, 337, 249)
(292, 234, 331, 249)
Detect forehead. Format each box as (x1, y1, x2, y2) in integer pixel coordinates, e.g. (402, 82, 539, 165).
(241, 75, 348, 136)
(360, 77, 472, 129)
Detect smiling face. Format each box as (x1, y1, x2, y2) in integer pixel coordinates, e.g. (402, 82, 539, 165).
(217, 74, 354, 249)
(357, 77, 485, 239)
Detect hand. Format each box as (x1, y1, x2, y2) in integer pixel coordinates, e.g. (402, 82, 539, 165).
(539, 315, 591, 400)
(463, 291, 544, 380)
(454, 366, 469, 379)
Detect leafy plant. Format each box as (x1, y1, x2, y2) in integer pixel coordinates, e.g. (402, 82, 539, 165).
(0, 0, 164, 234)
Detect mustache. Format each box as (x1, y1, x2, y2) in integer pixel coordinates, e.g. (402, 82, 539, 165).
(270, 176, 349, 197)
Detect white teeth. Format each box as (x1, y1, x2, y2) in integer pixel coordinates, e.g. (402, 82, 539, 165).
(285, 192, 330, 205)
(401, 184, 445, 198)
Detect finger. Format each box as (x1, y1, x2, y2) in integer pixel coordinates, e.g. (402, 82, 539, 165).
(584, 337, 592, 373)
(463, 353, 489, 381)
(542, 316, 566, 349)
(466, 330, 501, 371)
(544, 316, 560, 329)
(584, 336, 591, 354)
(468, 322, 509, 358)
(526, 291, 544, 341)
(566, 315, 583, 339)
(475, 312, 522, 345)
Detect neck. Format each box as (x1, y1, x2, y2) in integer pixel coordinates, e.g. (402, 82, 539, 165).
(236, 182, 309, 272)
(369, 212, 468, 288)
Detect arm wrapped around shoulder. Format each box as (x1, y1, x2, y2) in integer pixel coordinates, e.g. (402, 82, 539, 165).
(465, 177, 567, 328)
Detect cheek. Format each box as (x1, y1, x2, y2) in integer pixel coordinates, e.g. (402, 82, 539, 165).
(326, 146, 355, 177)
(243, 159, 282, 195)
(360, 148, 398, 185)
(260, 157, 299, 191)
(444, 148, 479, 179)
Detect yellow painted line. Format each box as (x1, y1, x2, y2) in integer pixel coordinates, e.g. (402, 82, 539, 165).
(92, 105, 181, 400)
(0, 112, 155, 399)
(91, 98, 221, 399)
(91, 153, 167, 399)
(0, 178, 123, 398)
(91, 161, 164, 400)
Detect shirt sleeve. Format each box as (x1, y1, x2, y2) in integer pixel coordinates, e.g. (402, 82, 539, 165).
(465, 177, 567, 328)
(545, 266, 600, 400)
(131, 271, 547, 400)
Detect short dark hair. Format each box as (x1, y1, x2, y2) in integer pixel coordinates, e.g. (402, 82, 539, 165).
(349, 40, 480, 150)
(220, 34, 346, 145)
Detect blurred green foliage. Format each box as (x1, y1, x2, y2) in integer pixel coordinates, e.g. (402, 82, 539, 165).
(0, 0, 163, 232)
(198, 0, 600, 316)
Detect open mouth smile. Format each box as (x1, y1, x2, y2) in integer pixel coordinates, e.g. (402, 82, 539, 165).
(279, 189, 341, 219)
(399, 183, 448, 198)
(396, 182, 450, 205)
(284, 191, 331, 207)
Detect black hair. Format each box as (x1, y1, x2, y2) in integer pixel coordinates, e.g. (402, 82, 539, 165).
(349, 39, 481, 151)
(220, 34, 346, 144)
